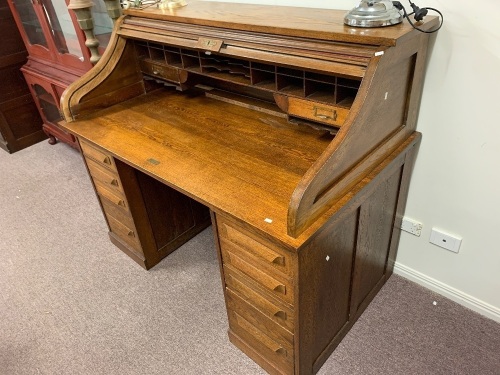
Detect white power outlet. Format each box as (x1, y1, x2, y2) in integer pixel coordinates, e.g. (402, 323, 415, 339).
(429, 228, 462, 253)
(401, 217, 423, 236)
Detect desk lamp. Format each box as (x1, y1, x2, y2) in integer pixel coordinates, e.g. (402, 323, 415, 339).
(344, 0, 403, 27)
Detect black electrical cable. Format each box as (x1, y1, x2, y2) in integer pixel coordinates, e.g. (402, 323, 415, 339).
(393, 1, 444, 33)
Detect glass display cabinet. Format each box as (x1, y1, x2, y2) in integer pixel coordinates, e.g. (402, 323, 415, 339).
(7, 0, 113, 147)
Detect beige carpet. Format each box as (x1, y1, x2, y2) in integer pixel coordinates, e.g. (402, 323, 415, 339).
(1, 141, 499, 375)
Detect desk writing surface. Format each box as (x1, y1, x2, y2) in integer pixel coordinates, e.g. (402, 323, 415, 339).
(64, 88, 332, 246)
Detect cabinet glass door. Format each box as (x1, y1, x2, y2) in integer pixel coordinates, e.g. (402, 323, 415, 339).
(11, 0, 50, 50)
(41, 0, 90, 69)
(41, 0, 82, 59)
(32, 84, 61, 124)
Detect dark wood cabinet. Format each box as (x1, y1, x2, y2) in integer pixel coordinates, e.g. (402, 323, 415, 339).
(6, 0, 113, 148)
(0, 0, 44, 153)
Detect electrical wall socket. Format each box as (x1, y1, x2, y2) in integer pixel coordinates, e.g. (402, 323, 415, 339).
(429, 228, 462, 253)
(401, 217, 423, 236)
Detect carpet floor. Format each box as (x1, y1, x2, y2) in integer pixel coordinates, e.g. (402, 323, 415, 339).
(1, 141, 499, 375)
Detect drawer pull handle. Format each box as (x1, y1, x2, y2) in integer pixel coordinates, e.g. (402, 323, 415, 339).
(274, 347, 287, 356)
(102, 156, 112, 165)
(273, 310, 287, 320)
(117, 200, 126, 207)
(270, 255, 285, 266)
(127, 230, 135, 237)
(314, 106, 337, 121)
(235, 312, 287, 357)
(110, 179, 119, 186)
(273, 284, 286, 295)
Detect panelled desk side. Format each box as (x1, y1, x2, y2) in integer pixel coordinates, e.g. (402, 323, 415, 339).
(59, 3, 437, 374)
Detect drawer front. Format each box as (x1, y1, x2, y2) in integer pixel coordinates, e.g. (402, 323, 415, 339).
(139, 60, 182, 83)
(100, 197, 135, 229)
(106, 213, 142, 253)
(222, 250, 293, 305)
(225, 266, 294, 332)
(228, 309, 293, 374)
(287, 97, 349, 128)
(80, 140, 116, 171)
(94, 180, 129, 212)
(86, 158, 122, 193)
(226, 287, 293, 347)
(219, 220, 291, 276)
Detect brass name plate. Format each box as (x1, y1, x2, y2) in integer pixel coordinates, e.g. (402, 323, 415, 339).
(196, 38, 224, 52)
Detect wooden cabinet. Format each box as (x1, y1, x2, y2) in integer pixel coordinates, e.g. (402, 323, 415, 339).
(58, 3, 439, 374)
(6, 0, 113, 148)
(0, 0, 44, 153)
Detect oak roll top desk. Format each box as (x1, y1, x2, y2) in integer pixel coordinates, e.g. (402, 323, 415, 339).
(59, 3, 438, 374)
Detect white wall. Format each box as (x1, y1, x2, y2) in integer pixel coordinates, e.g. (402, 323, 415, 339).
(202, 0, 500, 320)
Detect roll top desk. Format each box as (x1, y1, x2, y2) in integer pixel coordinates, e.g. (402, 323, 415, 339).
(59, 3, 438, 374)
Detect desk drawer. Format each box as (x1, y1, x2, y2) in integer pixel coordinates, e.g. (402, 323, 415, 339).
(106, 213, 142, 253)
(287, 97, 349, 128)
(228, 308, 293, 374)
(218, 219, 292, 276)
(101, 198, 134, 229)
(80, 140, 116, 171)
(94, 180, 129, 212)
(222, 250, 293, 305)
(139, 60, 183, 84)
(86, 158, 122, 193)
(227, 287, 293, 345)
(225, 266, 294, 332)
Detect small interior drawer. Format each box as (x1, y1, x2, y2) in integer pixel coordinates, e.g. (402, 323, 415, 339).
(225, 266, 294, 332)
(287, 97, 349, 127)
(80, 140, 116, 171)
(86, 158, 122, 193)
(139, 60, 183, 83)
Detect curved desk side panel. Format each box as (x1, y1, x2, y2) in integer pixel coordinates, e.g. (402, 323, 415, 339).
(60, 17, 146, 123)
(287, 24, 438, 238)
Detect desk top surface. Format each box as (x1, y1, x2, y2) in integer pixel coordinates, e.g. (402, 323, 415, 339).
(64, 89, 332, 246)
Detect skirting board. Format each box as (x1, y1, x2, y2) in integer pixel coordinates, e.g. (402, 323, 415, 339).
(394, 262, 500, 323)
